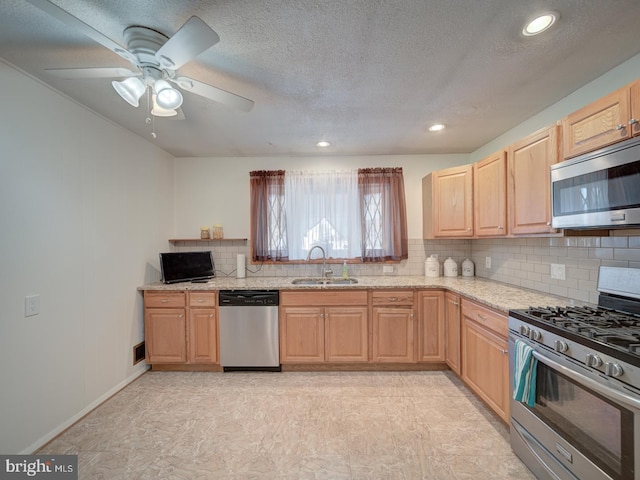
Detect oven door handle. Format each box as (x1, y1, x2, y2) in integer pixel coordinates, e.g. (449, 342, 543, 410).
(532, 350, 640, 411)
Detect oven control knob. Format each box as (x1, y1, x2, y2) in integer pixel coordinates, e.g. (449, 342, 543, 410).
(554, 340, 569, 353)
(530, 330, 542, 341)
(519, 325, 531, 336)
(586, 353, 603, 368)
(605, 362, 624, 378)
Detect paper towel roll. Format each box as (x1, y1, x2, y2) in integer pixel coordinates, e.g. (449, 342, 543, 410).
(236, 254, 246, 278)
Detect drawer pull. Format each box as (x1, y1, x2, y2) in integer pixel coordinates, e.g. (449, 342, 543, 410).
(160, 299, 169, 303)
(388, 297, 398, 302)
(478, 313, 487, 321)
(197, 299, 205, 302)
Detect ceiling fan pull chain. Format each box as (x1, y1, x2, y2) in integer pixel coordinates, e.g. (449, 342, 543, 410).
(143, 87, 157, 138)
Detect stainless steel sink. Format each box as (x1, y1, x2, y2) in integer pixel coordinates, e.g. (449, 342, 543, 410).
(291, 277, 358, 285)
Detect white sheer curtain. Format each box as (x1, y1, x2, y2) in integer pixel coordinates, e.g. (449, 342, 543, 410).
(284, 170, 362, 260)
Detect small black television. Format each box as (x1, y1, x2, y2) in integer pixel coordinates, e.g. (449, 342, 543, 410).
(159, 251, 216, 284)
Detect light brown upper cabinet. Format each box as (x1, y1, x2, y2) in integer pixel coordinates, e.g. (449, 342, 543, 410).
(422, 164, 473, 238)
(473, 151, 507, 237)
(508, 124, 560, 235)
(562, 80, 640, 158)
(631, 80, 640, 138)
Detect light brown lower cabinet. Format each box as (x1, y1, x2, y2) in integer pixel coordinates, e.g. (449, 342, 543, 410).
(372, 290, 415, 363)
(372, 307, 415, 362)
(461, 298, 510, 423)
(188, 292, 218, 364)
(144, 291, 218, 366)
(444, 292, 461, 374)
(417, 290, 445, 362)
(279, 291, 369, 363)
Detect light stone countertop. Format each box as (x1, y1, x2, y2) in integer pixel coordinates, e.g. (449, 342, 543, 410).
(139, 275, 578, 314)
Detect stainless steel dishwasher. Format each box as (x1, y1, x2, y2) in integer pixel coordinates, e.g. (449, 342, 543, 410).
(218, 290, 280, 371)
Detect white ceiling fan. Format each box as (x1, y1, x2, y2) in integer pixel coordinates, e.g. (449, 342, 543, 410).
(25, 0, 254, 120)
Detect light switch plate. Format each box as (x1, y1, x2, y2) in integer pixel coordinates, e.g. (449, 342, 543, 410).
(25, 294, 40, 317)
(382, 265, 394, 273)
(485, 257, 492, 269)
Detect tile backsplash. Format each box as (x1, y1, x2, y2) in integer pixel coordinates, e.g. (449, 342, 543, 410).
(172, 233, 640, 305)
(471, 234, 640, 304)
(171, 239, 472, 279)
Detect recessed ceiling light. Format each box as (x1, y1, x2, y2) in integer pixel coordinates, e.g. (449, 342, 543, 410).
(316, 141, 331, 147)
(523, 12, 558, 36)
(429, 124, 445, 132)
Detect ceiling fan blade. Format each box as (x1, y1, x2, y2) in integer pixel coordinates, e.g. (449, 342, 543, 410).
(173, 76, 254, 112)
(24, 0, 138, 66)
(155, 16, 220, 70)
(45, 67, 139, 79)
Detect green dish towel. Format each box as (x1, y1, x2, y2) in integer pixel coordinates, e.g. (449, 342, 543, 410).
(513, 339, 537, 407)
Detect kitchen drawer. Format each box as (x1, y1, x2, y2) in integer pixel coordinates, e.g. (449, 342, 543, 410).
(281, 290, 368, 306)
(461, 298, 507, 338)
(371, 290, 414, 306)
(189, 291, 216, 307)
(144, 291, 186, 308)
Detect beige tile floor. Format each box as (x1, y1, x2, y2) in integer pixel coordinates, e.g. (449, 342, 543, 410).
(38, 370, 536, 479)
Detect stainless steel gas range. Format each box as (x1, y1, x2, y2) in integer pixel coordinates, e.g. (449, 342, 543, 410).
(509, 266, 640, 480)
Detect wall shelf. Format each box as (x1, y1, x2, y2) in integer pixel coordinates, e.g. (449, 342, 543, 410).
(169, 238, 247, 244)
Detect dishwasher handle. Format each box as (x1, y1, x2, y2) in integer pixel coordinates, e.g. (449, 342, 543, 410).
(219, 290, 279, 306)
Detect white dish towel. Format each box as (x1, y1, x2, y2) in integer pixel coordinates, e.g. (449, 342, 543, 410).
(513, 339, 538, 407)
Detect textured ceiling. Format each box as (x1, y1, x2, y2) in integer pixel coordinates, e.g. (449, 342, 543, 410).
(2, 0, 640, 157)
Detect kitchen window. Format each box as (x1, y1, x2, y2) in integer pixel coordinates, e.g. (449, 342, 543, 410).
(249, 168, 408, 263)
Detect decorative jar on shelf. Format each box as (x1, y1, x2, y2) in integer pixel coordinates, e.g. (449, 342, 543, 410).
(200, 226, 210, 239)
(212, 224, 224, 239)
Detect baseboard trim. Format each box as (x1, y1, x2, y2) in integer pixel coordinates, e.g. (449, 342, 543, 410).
(21, 364, 150, 454)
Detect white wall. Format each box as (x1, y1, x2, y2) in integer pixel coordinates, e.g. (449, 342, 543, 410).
(0, 61, 174, 454)
(173, 154, 470, 240)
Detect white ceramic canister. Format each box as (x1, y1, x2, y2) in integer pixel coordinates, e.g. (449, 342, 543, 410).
(443, 257, 458, 277)
(425, 254, 440, 277)
(462, 258, 475, 277)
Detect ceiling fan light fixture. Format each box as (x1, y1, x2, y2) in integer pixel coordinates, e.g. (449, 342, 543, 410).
(112, 77, 146, 107)
(429, 124, 445, 132)
(151, 94, 178, 117)
(154, 79, 183, 109)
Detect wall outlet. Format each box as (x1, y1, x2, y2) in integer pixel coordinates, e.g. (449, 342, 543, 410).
(551, 263, 566, 280)
(25, 294, 40, 317)
(485, 257, 492, 269)
(382, 265, 394, 273)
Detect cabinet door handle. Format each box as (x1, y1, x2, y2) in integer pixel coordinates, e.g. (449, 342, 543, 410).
(452, 302, 459, 306)
(500, 349, 508, 355)
(629, 118, 638, 126)
(616, 123, 626, 131)
(209, 314, 214, 318)
(179, 314, 184, 318)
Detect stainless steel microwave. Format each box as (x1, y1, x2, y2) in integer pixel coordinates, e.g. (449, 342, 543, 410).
(551, 136, 640, 229)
